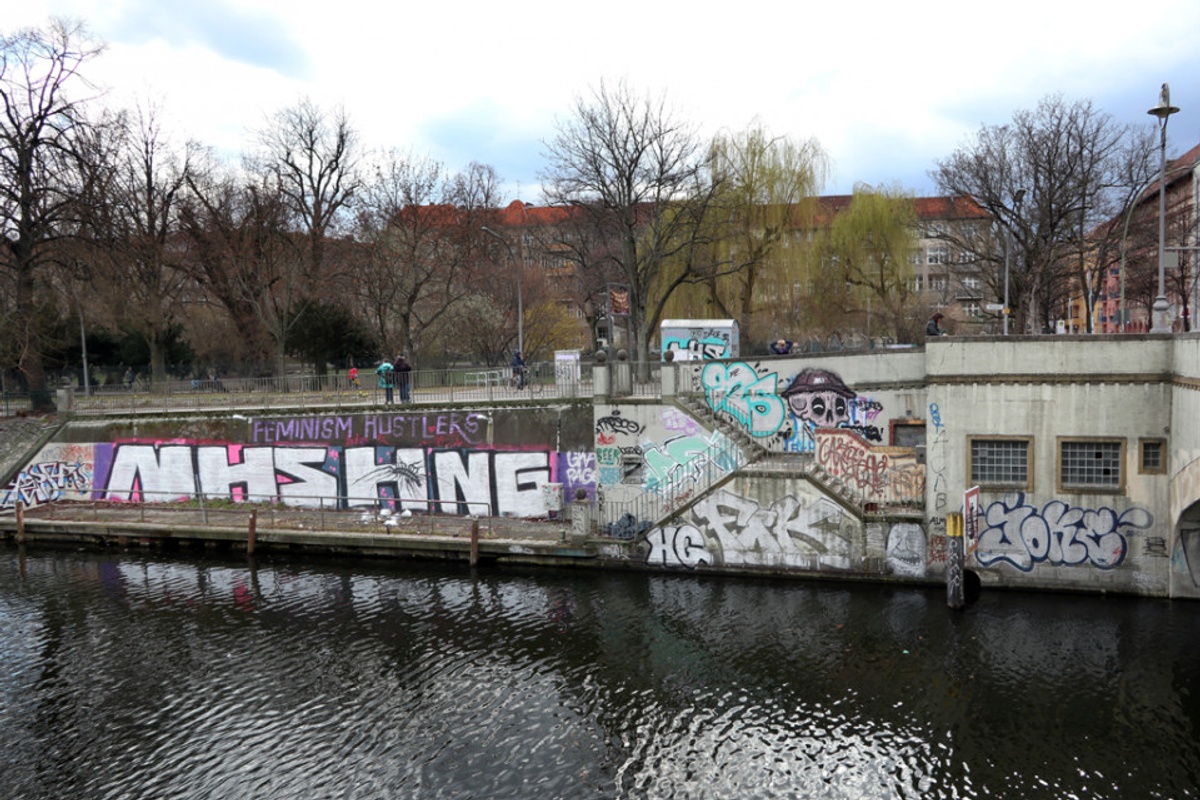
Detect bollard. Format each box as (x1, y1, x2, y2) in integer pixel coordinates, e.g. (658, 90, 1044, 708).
(247, 509, 257, 557)
(16, 502, 25, 545)
(946, 513, 964, 609)
(469, 518, 480, 567)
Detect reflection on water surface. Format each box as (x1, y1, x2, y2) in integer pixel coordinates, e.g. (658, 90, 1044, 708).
(1, 550, 1198, 799)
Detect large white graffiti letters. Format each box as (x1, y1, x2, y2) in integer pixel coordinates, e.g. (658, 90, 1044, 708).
(645, 524, 714, 567)
(701, 362, 786, 437)
(688, 488, 852, 569)
(974, 493, 1152, 571)
(101, 443, 568, 517)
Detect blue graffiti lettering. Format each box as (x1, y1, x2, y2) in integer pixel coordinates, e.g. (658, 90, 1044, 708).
(974, 493, 1152, 571)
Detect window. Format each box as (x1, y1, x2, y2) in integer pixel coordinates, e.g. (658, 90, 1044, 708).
(891, 420, 925, 449)
(1140, 438, 1166, 475)
(962, 277, 981, 290)
(963, 302, 982, 318)
(970, 437, 1031, 488)
(1059, 438, 1124, 491)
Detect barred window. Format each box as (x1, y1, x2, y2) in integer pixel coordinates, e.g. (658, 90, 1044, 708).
(970, 438, 1030, 487)
(1060, 439, 1123, 489)
(1140, 439, 1165, 474)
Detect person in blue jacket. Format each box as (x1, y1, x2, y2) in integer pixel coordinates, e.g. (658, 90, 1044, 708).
(376, 358, 395, 404)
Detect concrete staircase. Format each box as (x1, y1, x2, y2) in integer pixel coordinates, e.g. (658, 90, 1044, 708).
(665, 394, 870, 524)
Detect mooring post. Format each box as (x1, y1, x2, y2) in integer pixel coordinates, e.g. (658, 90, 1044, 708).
(469, 517, 480, 567)
(247, 509, 257, 557)
(946, 512, 964, 609)
(16, 501, 25, 545)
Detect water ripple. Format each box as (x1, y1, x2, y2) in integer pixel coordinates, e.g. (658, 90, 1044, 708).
(3, 552, 1199, 799)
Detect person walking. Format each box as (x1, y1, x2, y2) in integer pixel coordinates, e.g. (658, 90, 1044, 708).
(395, 354, 413, 403)
(348, 365, 359, 390)
(376, 358, 395, 405)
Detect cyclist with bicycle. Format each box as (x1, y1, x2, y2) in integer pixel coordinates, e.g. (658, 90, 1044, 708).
(510, 351, 527, 390)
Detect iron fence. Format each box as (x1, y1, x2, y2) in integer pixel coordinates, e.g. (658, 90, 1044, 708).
(43, 362, 609, 415)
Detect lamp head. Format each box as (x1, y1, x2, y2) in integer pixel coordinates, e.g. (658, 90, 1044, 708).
(1148, 83, 1180, 120)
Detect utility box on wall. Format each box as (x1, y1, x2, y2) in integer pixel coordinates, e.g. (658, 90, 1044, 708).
(660, 319, 739, 361)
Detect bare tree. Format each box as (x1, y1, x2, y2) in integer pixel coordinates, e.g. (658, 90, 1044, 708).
(933, 95, 1149, 333)
(541, 80, 734, 370)
(80, 102, 197, 381)
(0, 18, 103, 404)
(256, 98, 359, 277)
(181, 156, 296, 374)
(352, 154, 498, 362)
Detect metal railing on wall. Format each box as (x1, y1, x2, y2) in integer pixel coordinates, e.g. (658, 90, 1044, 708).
(598, 432, 747, 538)
(41, 363, 603, 416)
(18, 489, 498, 538)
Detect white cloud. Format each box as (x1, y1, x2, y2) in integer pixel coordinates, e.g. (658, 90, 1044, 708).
(8, 0, 1200, 196)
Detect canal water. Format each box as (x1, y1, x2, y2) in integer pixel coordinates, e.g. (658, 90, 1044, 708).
(2, 548, 1198, 799)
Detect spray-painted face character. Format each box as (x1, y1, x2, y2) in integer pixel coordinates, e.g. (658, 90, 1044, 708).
(780, 369, 856, 428)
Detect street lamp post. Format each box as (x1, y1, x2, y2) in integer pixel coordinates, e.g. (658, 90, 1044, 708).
(481, 225, 524, 355)
(1003, 188, 1025, 335)
(1148, 83, 1180, 334)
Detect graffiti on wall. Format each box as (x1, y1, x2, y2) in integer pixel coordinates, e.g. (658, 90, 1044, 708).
(698, 363, 887, 453)
(886, 523, 927, 577)
(927, 402, 948, 520)
(781, 368, 883, 446)
(645, 487, 857, 570)
(252, 411, 488, 447)
(815, 429, 925, 505)
(971, 492, 1153, 571)
(1, 443, 96, 510)
(701, 361, 788, 438)
(3, 441, 596, 518)
(662, 325, 735, 360)
(641, 430, 739, 499)
(560, 451, 597, 502)
(1, 460, 93, 509)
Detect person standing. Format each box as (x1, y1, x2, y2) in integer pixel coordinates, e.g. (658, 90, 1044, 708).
(348, 365, 359, 390)
(376, 358, 395, 405)
(395, 354, 413, 403)
(926, 313, 946, 337)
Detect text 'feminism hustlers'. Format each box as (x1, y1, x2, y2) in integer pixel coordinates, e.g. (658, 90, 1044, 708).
(251, 412, 488, 446)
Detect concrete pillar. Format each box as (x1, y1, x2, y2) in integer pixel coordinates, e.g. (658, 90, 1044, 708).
(661, 351, 677, 398)
(594, 355, 610, 401)
(613, 349, 632, 396)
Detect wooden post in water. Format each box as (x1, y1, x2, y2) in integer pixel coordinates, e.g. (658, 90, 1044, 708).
(469, 518, 480, 567)
(15, 501, 25, 545)
(946, 512, 964, 609)
(247, 509, 258, 557)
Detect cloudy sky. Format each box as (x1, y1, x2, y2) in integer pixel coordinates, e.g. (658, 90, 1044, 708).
(9, 0, 1200, 199)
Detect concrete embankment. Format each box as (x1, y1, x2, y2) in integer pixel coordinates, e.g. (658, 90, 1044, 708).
(1, 502, 609, 569)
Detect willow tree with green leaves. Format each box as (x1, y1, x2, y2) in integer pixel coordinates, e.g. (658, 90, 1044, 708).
(663, 124, 828, 345)
(818, 183, 922, 343)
